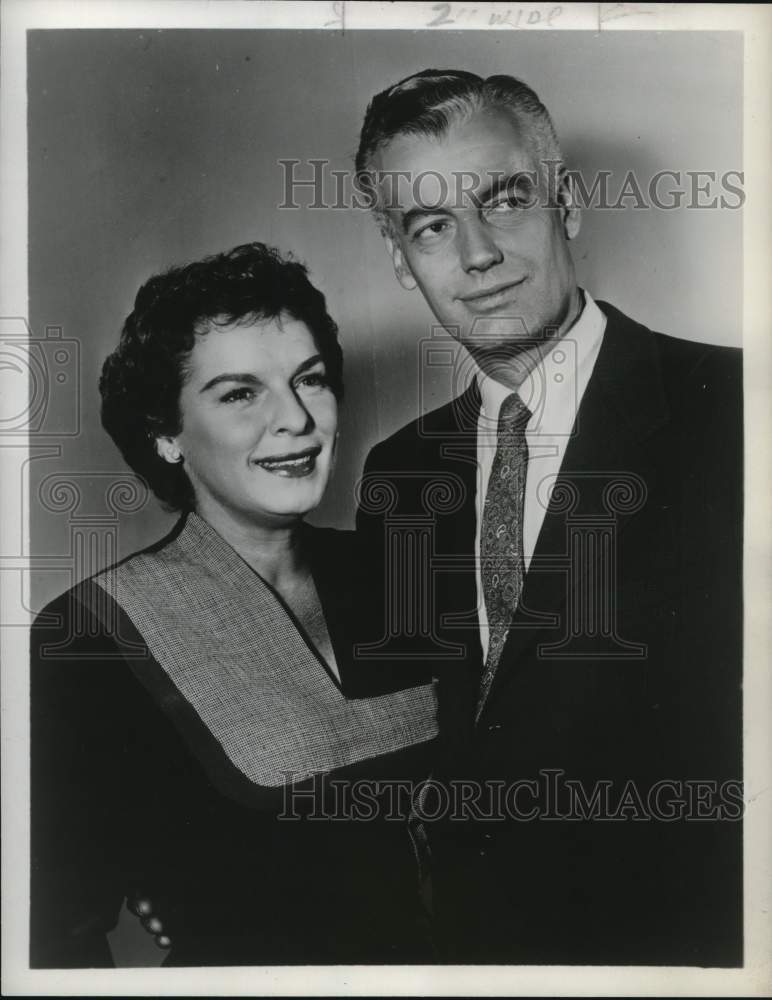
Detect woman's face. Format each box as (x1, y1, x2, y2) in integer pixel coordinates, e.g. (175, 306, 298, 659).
(159, 313, 338, 530)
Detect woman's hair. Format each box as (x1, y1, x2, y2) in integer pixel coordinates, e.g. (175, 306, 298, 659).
(100, 242, 343, 511)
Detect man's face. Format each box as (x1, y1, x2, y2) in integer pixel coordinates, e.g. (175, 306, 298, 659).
(374, 107, 581, 378)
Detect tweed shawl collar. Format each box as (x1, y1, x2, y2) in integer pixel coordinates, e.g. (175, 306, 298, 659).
(93, 513, 438, 788)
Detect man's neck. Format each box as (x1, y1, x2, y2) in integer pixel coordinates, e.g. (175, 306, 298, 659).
(474, 286, 584, 390)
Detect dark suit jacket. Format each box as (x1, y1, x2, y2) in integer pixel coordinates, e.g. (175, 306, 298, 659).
(356, 301, 743, 965)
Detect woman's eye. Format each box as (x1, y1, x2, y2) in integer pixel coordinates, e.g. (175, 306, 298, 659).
(220, 386, 255, 404)
(296, 371, 329, 390)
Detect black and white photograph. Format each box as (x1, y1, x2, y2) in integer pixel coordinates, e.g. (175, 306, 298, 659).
(1, 1, 770, 995)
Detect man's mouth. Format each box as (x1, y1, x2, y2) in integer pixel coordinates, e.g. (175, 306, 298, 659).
(460, 279, 526, 312)
(253, 445, 321, 477)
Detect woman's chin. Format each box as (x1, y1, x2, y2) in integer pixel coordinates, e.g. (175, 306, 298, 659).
(252, 492, 327, 528)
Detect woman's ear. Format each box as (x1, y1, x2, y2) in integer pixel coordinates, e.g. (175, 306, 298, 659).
(155, 436, 183, 465)
(384, 232, 418, 290)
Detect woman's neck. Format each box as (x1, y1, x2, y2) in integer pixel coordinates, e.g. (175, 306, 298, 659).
(193, 503, 307, 589)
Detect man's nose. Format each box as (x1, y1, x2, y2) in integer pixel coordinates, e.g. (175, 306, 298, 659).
(458, 215, 504, 273)
(269, 388, 312, 435)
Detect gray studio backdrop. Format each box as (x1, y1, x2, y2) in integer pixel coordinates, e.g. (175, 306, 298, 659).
(28, 29, 742, 612)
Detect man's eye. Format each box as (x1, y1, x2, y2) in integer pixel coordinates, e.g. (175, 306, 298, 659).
(220, 387, 255, 403)
(485, 195, 523, 214)
(413, 219, 449, 243)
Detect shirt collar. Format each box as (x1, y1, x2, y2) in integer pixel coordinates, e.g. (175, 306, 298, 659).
(476, 289, 606, 431)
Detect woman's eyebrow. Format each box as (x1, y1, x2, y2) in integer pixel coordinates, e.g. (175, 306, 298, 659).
(199, 372, 260, 393)
(199, 355, 324, 392)
(292, 354, 324, 377)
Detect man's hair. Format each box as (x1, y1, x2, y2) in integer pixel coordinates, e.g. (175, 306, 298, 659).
(100, 242, 343, 511)
(355, 68, 562, 230)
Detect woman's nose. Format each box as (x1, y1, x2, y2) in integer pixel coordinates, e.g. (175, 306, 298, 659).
(270, 388, 312, 435)
(458, 215, 504, 273)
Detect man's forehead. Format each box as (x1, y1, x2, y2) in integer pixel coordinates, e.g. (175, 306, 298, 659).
(371, 108, 536, 210)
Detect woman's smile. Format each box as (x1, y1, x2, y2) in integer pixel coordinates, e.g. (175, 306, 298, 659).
(252, 444, 322, 477)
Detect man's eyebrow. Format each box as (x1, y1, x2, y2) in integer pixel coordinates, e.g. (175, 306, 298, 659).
(200, 372, 260, 393)
(400, 173, 535, 231)
(475, 171, 534, 206)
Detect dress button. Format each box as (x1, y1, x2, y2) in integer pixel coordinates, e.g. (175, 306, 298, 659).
(142, 916, 163, 935)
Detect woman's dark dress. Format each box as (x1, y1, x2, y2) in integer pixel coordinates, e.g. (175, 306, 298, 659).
(30, 515, 438, 967)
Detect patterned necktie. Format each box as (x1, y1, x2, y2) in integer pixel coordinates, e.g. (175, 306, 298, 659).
(477, 392, 531, 716)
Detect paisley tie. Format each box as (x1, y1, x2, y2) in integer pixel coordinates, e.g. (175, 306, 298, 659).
(477, 392, 531, 716)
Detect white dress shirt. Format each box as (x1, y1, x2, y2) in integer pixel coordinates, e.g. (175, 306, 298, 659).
(474, 291, 606, 660)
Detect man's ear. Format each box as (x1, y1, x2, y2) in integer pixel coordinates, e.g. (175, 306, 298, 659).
(557, 170, 581, 241)
(155, 436, 183, 465)
(384, 231, 418, 291)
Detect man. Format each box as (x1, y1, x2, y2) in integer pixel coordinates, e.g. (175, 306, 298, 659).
(354, 70, 742, 965)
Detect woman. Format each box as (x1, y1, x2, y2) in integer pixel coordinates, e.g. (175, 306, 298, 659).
(30, 242, 438, 967)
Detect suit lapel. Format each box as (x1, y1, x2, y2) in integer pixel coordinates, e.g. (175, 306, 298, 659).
(477, 303, 671, 720)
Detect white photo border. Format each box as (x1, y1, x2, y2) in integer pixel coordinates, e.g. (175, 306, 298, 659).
(2, 2, 770, 995)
